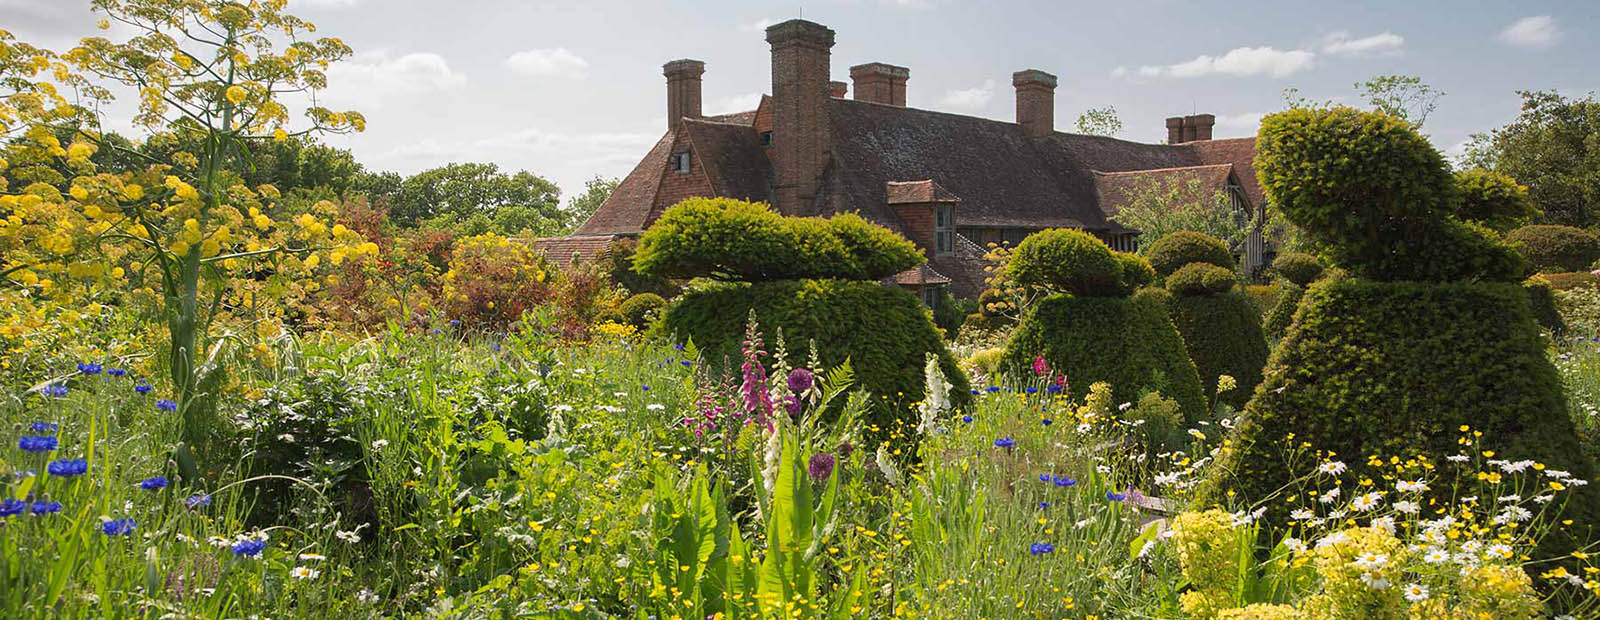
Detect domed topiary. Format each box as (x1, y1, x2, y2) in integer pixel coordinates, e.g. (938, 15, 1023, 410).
(1146, 231, 1235, 277)
(1271, 252, 1323, 287)
(1506, 225, 1600, 274)
(1165, 263, 1237, 296)
(1115, 251, 1156, 293)
(1007, 229, 1124, 296)
(619, 292, 667, 329)
(1454, 169, 1539, 233)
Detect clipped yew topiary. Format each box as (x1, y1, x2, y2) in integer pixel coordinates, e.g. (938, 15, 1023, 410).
(1506, 224, 1600, 274)
(1523, 275, 1565, 333)
(1165, 262, 1237, 296)
(1206, 107, 1599, 565)
(661, 279, 969, 428)
(1270, 252, 1323, 287)
(1002, 230, 1207, 423)
(1261, 281, 1303, 340)
(1158, 240, 1270, 409)
(1454, 169, 1539, 233)
(1146, 230, 1235, 277)
(619, 292, 667, 329)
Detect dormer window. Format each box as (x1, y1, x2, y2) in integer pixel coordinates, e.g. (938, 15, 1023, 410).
(934, 205, 955, 256)
(673, 152, 692, 173)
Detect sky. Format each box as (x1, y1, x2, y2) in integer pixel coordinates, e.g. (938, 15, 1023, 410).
(4, 0, 1596, 206)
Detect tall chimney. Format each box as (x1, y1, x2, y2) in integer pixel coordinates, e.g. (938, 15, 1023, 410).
(663, 59, 704, 131)
(850, 62, 909, 106)
(1165, 116, 1185, 143)
(1190, 113, 1215, 141)
(766, 19, 835, 215)
(1013, 69, 1057, 138)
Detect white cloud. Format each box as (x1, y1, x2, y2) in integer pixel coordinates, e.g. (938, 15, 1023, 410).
(1499, 15, 1560, 48)
(1155, 46, 1315, 78)
(706, 92, 764, 115)
(504, 48, 590, 79)
(739, 18, 774, 32)
(938, 80, 994, 110)
(319, 51, 465, 107)
(1214, 112, 1266, 131)
(1321, 31, 1404, 57)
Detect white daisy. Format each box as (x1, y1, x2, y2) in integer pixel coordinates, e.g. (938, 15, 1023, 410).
(1403, 583, 1429, 602)
(1422, 548, 1449, 563)
(1351, 492, 1383, 511)
(1282, 537, 1307, 554)
(1395, 480, 1428, 493)
(1394, 500, 1420, 515)
(1319, 488, 1341, 504)
(1290, 508, 1316, 521)
(290, 566, 320, 580)
(1318, 461, 1347, 476)
(1354, 552, 1388, 569)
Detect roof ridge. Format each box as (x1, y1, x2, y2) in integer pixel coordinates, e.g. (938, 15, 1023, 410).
(1091, 163, 1234, 176)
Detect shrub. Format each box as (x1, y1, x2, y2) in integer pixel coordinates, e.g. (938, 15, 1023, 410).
(1003, 290, 1207, 423)
(1199, 278, 1600, 561)
(1166, 291, 1269, 409)
(239, 373, 375, 530)
(441, 234, 553, 330)
(1242, 284, 1278, 317)
(660, 279, 969, 429)
(1007, 229, 1123, 296)
(1263, 282, 1304, 340)
(976, 287, 1017, 319)
(1454, 169, 1539, 233)
(1506, 224, 1600, 273)
(598, 238, 679, 297)
(1270, 252, 1323, 287)
(632, 198, 922, 281)
(619, 293, 667, 329)
(1255, 107, 1458, 276)
(932, 288, 966, 335)
(1146, 231, 1235, 277)
(1523, 276, 1565, 333)
(1165, 263, 1236, 296)
(1115, 251, 1156, 293)
(1367, 218, 1526, 282)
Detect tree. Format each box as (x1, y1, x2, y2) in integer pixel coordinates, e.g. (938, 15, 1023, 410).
(564, 175, 618, 233)
(1106, 175, 1253, 258)
(1074, 106, 1122, 137)
(1356, 74, 1443, 128)
(389, 162, 564, 233)
(1462, 90, 1600, 228)
(1, 1, 369, 461)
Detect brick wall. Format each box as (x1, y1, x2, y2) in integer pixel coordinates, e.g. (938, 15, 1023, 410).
(894, 205, 936, 258)
(646, 132, 714, 226)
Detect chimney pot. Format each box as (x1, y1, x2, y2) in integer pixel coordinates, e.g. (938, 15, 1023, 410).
(766, 19, 836, 215)
(1165, 116, 1185, 144)
(829, 81, 848, 98)
(849, 62, 910, 107)
(1012, 69, 1058, 138)
(663, 59, 705, 130)
(1190, 113, 1215, 141)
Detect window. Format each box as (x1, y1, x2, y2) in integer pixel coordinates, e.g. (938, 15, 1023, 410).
(957, 227, 982, 244)
(1002, 228, 1029, 247)
(673, 152, 691, 173)
(934, 205, 955, 255)
(921, 285, 942, 309)
(760, 131, 773, 146)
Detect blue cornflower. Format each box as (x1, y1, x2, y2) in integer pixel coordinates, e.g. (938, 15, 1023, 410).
(42, 385, 68, 397)
(185, 493, 212, 509)
(1039, 473, 1054, 482)
(156, 399, 178, 412)
(46, 458, 87, 477)
(1054, 477, 1077, 488)
(18, 435, 58, 453)
(231, 538, 266, 557)
(490, 343, 501, 352)
(107, 368, 127, 377)
(985, 386, 1000, 393)
(1041, 418, 1053, 426)
(0, 498, 23, 518)
(1038, 501, 1052, 509)
(674, 343, 685, 351)
(1046, 384, 1061, 393)
(139, 476, 169, 491)
(1106, 491, 1128, 502)
(970, 389, 980, 395)
(448, 319, 461, 327)
(28, 422, 58, 433)
(993, 437, 1015, 448)
(101, 518, 136, 536)
(76, 362, 102, 375)
(29, 500, 61, 515)
(680, 360, 692, 367)
(1024, 386, 1038, 394)
(961, 415, 973, 423)
(134, 383, 152, 394)
(641, 385, 650, 391)
(430, 328, 442, 335)
(1029, 542, 1054, 556)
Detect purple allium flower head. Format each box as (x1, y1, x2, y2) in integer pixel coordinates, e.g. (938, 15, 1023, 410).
(18, 435, 57, 453)
(101, 518, 136, 536)
(837, 441, 854, 458)
(787, 368, 814, 393)
(807, 452, 835, 482)
(139, 476, 169, 491)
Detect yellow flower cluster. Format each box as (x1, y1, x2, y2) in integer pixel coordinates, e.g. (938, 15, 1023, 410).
(1172, 509, 1243, 619)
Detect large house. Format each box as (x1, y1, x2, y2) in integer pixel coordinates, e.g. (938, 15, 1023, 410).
(542, 19, 1266, 299)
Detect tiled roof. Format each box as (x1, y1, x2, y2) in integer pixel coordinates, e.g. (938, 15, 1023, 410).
(531, 234, 619, 265)
(1092, 164, 1241, 219)
(889, 263, 951, 286)
(885, 179, 961, 204)
(573, 132, 674, 235)
(1187, 137, 1264, 210)
(683, 119, 771, 203)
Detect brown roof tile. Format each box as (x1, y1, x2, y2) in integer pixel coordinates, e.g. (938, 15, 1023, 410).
(683, 119, 771, 203)
(890, 263, 951, 286)
(1092, 164, 1239, 219)
(532, 234, 619, 265)
(885, 179, 961, 204)
(574, 131, 675, 235)
(1187, 137, 1264, 210)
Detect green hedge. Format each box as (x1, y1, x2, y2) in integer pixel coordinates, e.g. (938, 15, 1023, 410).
(1506, 225, 1600, 274)
(1167, 292, 1269, 409)
(660, 279, 970, 430)
(1270, 252, 1323, 287)
(1147, 231, 1235, 277)
(1116, 251, 1156, 294)
(1262, 282, 1304, 340)
(1199, 279, 1598, 560)
(1003, 291, 1207, 424)
(632, 198, 923, 281)
(1165, 263, 1237, 296)
(1008, 229, 1124, 296)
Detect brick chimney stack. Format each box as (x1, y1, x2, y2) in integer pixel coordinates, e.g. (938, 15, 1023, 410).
(1164, 114, 1217, 143)
(850, 62, 909, 106)
(766, 19, 835, 215)
(829, 81, 848, 98)
(1013, 69, 1057, 138)
(663, 59, 704, 131)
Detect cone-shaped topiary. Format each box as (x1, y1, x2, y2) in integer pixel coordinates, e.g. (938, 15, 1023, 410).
(1523, 275, 1565, 333)
(1146, 231, 1235, 278)
(1262, 282, 1304, 340)
(1164, 262, 1269, 409)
